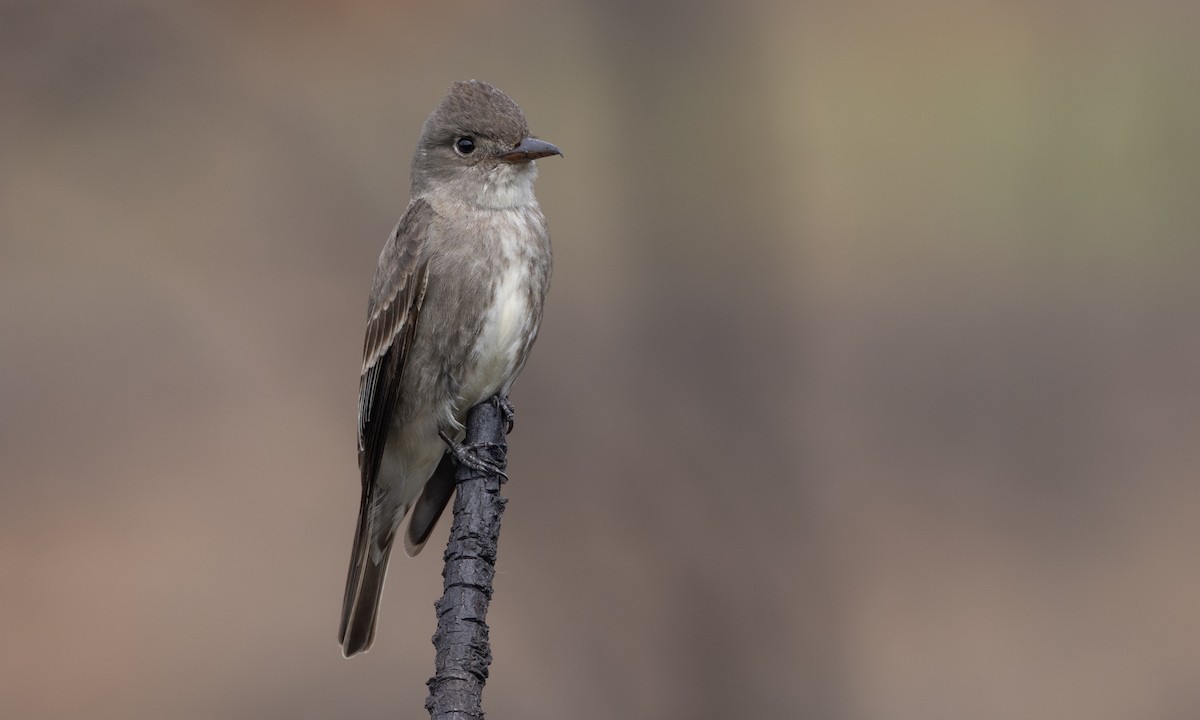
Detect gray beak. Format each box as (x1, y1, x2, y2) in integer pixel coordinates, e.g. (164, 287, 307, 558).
(497, 137, 562, 163)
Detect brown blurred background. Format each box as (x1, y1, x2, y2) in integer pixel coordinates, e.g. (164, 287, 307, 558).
(3, 1, 1199, 718)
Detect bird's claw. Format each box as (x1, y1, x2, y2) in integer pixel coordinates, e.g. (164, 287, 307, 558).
(492, 396, 516, 434)
(439, 430, 508, 482)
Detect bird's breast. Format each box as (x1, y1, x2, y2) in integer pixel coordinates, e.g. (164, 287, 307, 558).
(459, 262, 532, 407)
(454, 207, 545, 413)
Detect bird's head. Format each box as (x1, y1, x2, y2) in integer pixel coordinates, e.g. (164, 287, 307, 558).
(411, 80, 561, 209)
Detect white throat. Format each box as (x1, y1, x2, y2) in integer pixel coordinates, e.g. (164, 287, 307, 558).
(470, 162, 539, 209)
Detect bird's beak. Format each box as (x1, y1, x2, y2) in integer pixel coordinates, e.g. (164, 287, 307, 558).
(497, 137, 562, 163)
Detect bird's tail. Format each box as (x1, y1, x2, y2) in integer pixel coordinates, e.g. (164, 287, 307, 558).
(339, 488, 400, 657)
(404, 453, 457, 557)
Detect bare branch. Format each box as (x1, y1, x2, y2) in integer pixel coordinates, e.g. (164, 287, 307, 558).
(426, 397, 510, 720)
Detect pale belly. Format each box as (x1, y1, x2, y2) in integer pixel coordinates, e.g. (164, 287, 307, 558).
(374, 267, 533, 518)
(457, 262, 532, 413)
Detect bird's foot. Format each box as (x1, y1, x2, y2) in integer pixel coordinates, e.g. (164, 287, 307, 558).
(439, 430, 508, 482)
(491, 395, 516, 434)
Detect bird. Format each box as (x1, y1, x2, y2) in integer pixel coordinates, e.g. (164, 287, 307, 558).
(339, 80, 560, 657)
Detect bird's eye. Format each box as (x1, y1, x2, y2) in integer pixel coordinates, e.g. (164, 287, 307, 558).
(454, 136, 476, 155)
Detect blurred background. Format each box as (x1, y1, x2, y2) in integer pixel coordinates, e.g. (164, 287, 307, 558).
(3, 1, 1199, 718)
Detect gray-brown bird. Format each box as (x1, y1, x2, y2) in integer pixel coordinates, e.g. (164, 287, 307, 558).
(339, 81, 559, 657)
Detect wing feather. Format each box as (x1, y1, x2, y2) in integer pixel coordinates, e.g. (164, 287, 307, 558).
(357, 198, 434, 489)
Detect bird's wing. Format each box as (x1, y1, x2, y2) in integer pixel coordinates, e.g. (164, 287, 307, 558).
(357, 198, 433, 489)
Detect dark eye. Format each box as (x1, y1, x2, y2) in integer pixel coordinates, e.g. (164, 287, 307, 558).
(454, 136, 476, 155)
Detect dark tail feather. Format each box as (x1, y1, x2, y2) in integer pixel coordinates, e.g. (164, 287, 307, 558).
(404, 454, 456, 557)
(339, 486, 397, 657)
(339, 542, 394, 656)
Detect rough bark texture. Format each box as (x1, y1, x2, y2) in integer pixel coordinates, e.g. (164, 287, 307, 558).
(425, 398, 508, 720)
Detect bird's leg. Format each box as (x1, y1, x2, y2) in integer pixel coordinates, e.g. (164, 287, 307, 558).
(439, 429, 508, 482)
(491, 395, 516, 434)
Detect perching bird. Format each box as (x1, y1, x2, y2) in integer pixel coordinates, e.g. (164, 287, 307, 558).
(339, 80, 559, 657)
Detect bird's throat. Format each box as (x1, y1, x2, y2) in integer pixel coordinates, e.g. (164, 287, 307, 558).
(473, 162, 538, 209)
